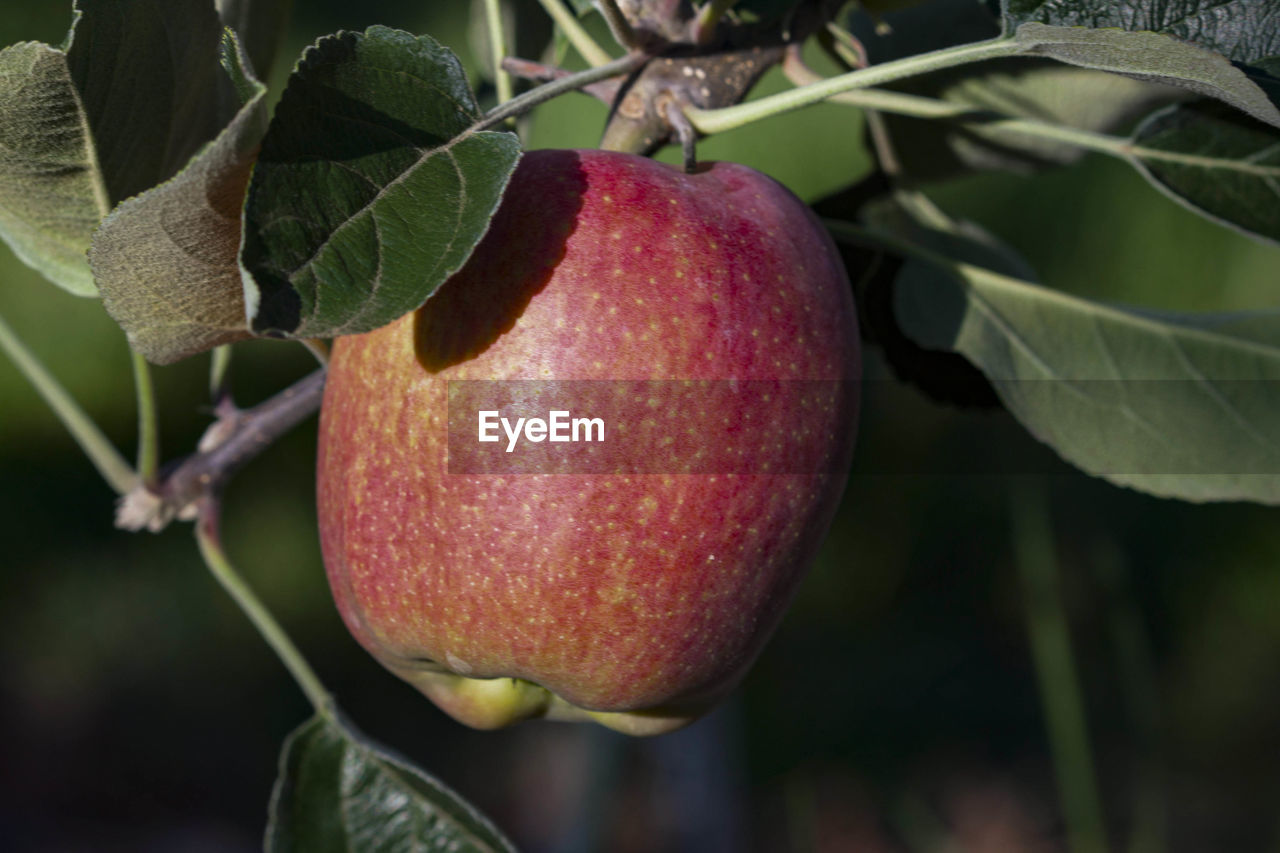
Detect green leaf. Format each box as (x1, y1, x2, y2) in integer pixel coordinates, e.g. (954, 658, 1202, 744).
(884, 59, 1186, 179)
(0, 0, 230, 296)
(216, 0, 295, 81)
(68, 0, 230, 204)
(1012, 23, 1280, 129)
(1002, 0, 1280, 67)
(1127, 100, 1280, 246)
(882, 217, 1280, 504)
(267, 714, 516, 853)
(241, 26, 523, 339)
(0, 41, 107, 295)
(89, 30, 267, 365)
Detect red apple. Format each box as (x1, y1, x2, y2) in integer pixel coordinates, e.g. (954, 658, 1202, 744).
(317, 149, 860, 735)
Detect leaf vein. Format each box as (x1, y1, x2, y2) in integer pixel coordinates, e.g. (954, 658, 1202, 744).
(1166, 333, 1280, 458)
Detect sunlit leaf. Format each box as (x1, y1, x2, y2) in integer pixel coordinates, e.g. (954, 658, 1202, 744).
(0, 42, 106, 295)
(240, 26, 522, 339)
(0, 0, 229, 296)
(89, 30, 266, 364)
(1012, 23, 1280, 129)
(864, 203, 1280, 504)
(903, 271, 1280, 505)
(1002, 0, 1280, 68)
(267, 714, 516, 853)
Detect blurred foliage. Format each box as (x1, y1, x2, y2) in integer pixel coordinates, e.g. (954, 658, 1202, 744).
(1, 2, 1278, 851)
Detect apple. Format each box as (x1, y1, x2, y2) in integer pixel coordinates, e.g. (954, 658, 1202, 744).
(317, 149, 860, 735)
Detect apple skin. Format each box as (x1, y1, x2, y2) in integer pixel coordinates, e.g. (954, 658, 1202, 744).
(317, 149, 860, 735)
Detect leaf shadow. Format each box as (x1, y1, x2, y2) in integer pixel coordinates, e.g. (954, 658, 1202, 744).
(414, 150, 588, 371)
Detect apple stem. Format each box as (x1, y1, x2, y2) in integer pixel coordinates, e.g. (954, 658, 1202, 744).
(475, 51, 649, 132)
(0, 309, 138, 496)
(196, 498, 336, 720)
(663, 96, 699, 172)
(116, 368, 327, 533)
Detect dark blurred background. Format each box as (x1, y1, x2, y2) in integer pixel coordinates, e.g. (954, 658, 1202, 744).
(1, 3, 1278, 851)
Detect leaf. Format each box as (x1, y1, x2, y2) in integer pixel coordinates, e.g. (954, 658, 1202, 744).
(0, 42, 107, 295)
(0, 0, 230, 296)
(1127, 100, 1280, 246)
(89, 30, 266, 365)
(883, 222, 1280, 504)
(1002, 0, 1280, 67)
(884, 59, 1187, 179)
(240, 26, 523, 339)
(267, 714, 516, 853)
(1012, 23, 1280, 129)
(68, 0, 231, 204)
(216, 0, 295, 81)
